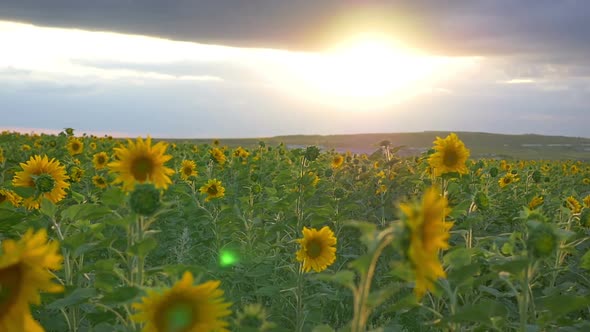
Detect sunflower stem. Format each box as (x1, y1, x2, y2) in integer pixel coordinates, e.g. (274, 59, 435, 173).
(295, 264, 305, 332)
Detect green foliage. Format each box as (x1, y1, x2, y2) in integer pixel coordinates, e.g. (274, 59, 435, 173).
(0, 131, 589, 332)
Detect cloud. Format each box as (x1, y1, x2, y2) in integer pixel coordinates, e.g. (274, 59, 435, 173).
(0, 0, 588, 63)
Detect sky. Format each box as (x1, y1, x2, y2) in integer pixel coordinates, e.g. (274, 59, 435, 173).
(0, 0, 589, 138)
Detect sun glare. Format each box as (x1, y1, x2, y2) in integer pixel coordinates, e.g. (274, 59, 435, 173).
(275, 33, 477, 110)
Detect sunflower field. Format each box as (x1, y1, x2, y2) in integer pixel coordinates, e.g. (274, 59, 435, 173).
(1, 129, 590, 332)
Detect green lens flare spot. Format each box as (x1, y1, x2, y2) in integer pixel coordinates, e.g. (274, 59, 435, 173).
(219, 250, 238, 267)
(165, 302, 194, 332)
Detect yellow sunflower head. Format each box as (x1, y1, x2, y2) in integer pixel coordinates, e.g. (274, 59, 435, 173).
(132, 271, 231, 332)
(210, 148, 226, 166)
(331, 155, 344, 169)
(21, 144, 31, 152)
(0, 189, 22, 207)
(199, 179, 225, 202)
(179, 160, 197, 181)
(583, 178, 590, 185)
(66, 138, 84, 156)
(399, 187, 453, 299)
(498, 173, 519, 188)
(89, 142, 97, 150)
(427, 133, 470, 176)
(528, 196, 544, 210)
(93, 152, 110, 170)
(69, 166, 84, 183)
(583, 194, 590, 208)
(0, 228, 63, 331)
(232, 147, 250, 159)
(92, 175, 108, 189)
(296, 226, 337, 273)
(108, 136, 174, 191)
(0, 147, 5, 164)
(12, 155, 70, 210)
(565, 196, 582, 214)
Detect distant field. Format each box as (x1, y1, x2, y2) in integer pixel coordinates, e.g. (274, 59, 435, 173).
(166, 131, 590, 160)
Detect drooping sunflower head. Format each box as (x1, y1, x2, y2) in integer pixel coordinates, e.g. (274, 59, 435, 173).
(132, 271, 232, 332)
(12, 155, 70, 210)
(92, 175, 108, 189)
(199, 179, 225, 202)
(331, 155, 344, 169)
(565, 196, 582, 214)
(0, 189, 22, 207)
(232, 147, 250, 159)
(93, 152, 109, 170)
(427, 133, 470, 176)
(528, 196, 544, 210)
(66, 138, 84, 156)
(399, 187, 453, 299)
(108, 136, 175, 191)
(499, 173, 519, 188)
(210, 148, 226, 166)
(296, 226, 337, 273)
(0, 228, 63, 331)
(179, 160, 197, 181)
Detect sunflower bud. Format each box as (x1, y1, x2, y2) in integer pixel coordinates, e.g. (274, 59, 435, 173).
(474, 192, 489, 210)
(489, 167, 499, 178)
(129, 183, 161, 216)
(235, 304, 275, 332)
(304, 146, 320, 162)
(252, 184, 262, 194)
(527, 222, 558, 258)
(334, 187, 346, 199)
(324, 168, 333, 177)
(34, 174, 56, 193)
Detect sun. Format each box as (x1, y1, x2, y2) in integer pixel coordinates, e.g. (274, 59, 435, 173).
(273, 33, 476, 109)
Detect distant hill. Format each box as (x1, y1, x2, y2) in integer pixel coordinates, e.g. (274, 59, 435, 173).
(168, 131, 590, 161)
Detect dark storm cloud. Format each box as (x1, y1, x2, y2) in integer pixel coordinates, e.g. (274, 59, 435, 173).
(1, 0, 589, 62)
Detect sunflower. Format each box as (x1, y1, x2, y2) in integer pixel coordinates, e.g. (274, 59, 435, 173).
(565, 196, 582, 213)
(584, 194, 590, 208)
(0, 188, 22, 207)
(498, 173, 519, 188)
(210, 148, 226, 166)
(400, 187, 453, 299)
(69, 166, 84, 183)
(108, 137, 174, 191)
(179, 160, 197, 181)
(12, 155, 70, 210)
(66, 138, 84, 156)
(0, 228, 64, 331)
(93, 152, 109, 170)
(132, 271, 231, 332)
(232, 147, 250, 159)
(427, 133, 470, 176)
(199, 179, 225, 202)
(92, 175, 108, 189)
(583, 178, 590, 185)
(0, 147, 5, 163)
(331, 155, 344, 169)
(296, 226, 337, 273)
(528, 196, 544, 210)
(89, 142, 97, 150)
(21, 144, 31, 151)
